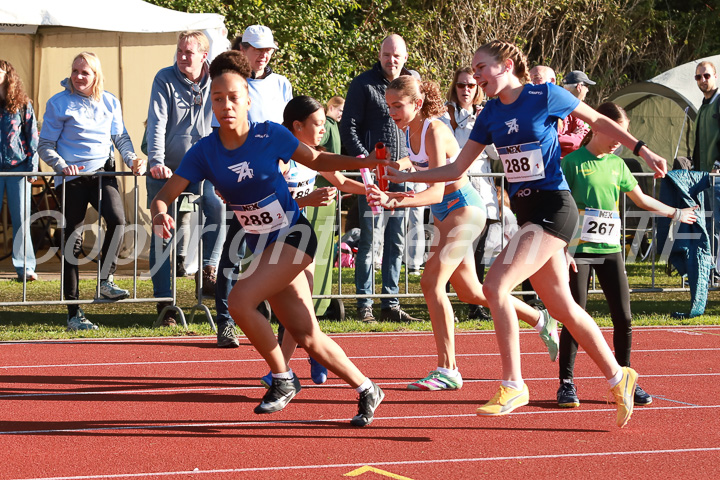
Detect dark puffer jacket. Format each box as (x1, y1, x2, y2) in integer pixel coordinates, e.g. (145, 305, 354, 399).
(340, 62, 410, 169)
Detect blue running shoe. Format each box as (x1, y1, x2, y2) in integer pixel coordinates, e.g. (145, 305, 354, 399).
(309, 357, 328, 384)
(260, 371, 273, 389)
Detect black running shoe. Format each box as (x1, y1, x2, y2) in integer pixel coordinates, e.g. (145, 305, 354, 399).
(634, 384, 652, 406)
(350, 381, 385, 427)
(557, 381, 580, 408)
(253, 374, 301, 414)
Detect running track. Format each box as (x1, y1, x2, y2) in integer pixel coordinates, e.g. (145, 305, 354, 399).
(1, 326, 718, 479)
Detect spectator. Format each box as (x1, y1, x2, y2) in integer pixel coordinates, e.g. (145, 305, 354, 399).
(146, 30, 225, 327)
(232, 25, 292, 124)
(440, 66, 498, 320)
(0, 59, 39, 282)
(529, 65, 556, 85)
(692, 60, 720, 257)
(319, 96, 344, 154)
(340, 33, 419, 323)
(214, 25, 294, 348)
(559, 70, 594, 157)
(38, 52, 144, 331)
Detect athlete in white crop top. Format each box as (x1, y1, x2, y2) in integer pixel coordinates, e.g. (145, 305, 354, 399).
(369, 76, 559, 392)
(406, 118, 459, 186)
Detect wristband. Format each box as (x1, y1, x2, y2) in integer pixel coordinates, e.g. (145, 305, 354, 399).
(672, 208, 682, 222)
(153, 212, 167, 222)
(633, 140, 646, 156)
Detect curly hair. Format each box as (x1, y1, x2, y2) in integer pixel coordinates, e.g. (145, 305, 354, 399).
(387, 75, 446, 120)
(209, 50, 252, 80)
(0, 59, 30, 114)
(476, 40, 531, 85)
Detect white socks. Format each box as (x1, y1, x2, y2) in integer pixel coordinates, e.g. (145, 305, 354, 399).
(608, 369, 624, 387)
(436, 366, 460, 377)
(356, 378, 373, 393)
(502, 379, 524, 391)
(272, 369, 294, 380)
(533, 309, 546, 333)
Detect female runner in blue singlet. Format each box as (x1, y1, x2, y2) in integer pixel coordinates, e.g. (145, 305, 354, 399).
(150, 51, 386, 427)
(383, 40, 668, 428)
(367, 76, 559, 392)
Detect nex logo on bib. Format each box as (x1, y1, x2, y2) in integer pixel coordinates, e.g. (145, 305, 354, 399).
(229, 162, 254, 182)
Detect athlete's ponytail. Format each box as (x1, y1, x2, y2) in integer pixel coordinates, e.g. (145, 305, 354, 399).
(387, 75, 446, 120)
(209, 50, 252, 80)
(476, 40, 531, 85)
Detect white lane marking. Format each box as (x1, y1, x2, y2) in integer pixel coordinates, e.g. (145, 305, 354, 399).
(7, 446, 720, 479)
(1, 325, 718, 346)
(1, 347, 719, 370)
(1, 404, 719, 436)
(1, 372, 719, 400)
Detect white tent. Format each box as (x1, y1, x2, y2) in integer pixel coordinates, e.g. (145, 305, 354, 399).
(0, 0, 229, 260)
(609, 54, 720, 166)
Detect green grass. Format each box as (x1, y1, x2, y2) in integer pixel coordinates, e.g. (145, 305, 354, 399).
(0, 261, 717, 341)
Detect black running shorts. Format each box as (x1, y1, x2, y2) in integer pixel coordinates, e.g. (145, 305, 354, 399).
(510, 188, 579, 244)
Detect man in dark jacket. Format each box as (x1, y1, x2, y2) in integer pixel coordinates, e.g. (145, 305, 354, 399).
(340, 34, 420, 323)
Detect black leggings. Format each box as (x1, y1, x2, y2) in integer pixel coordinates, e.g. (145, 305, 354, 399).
(559, 251, 632, 380)
(56, 175, 126, 316)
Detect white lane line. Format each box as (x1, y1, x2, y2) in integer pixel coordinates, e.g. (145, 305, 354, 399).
(1, 347, 719, 370)
(8, 446, 720, 479)
(1, 404, 718, 436)
(1, 372, 719, 400)
(1, 325, 717, 346)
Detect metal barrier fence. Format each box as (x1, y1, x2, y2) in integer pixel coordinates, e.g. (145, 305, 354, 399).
(0, 170, 716, 325)
(0, 171, 214, 330)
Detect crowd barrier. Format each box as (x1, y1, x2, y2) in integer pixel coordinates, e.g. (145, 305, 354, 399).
(0, 170, 716, 325)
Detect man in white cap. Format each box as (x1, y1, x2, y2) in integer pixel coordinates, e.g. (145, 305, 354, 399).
(231, 25, 292, 124)
(559, 70, 596, 157)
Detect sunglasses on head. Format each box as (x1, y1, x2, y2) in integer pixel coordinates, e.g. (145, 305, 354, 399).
(456, 82, 477, 89)
(696, 73, 712, 81)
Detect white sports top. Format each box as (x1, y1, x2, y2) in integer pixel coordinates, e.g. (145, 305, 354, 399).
(406, 117, 459, 186)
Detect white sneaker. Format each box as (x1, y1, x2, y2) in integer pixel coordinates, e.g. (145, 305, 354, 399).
(100, 275, 129, 300)
(67, 309, 98, 331)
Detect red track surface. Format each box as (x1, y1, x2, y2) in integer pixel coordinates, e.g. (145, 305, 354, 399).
(1, 326, 719, 479)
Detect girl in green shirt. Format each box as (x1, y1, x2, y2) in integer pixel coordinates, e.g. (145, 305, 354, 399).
(559, 102, 698, 409)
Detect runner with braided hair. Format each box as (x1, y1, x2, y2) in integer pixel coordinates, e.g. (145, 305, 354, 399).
(383, 39, 667, 427)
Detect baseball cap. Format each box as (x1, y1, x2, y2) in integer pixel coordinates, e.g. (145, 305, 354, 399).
(242, 25, 277, 49)
(563, 70, 596, 85)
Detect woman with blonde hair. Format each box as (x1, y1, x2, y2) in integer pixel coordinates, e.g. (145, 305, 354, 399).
(39, 52, 145, 331)
(0, 59, 39, 282)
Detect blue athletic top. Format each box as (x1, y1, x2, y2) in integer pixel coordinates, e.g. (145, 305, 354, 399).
(469, 83, 579, 196)
(176, 121, 300, 252)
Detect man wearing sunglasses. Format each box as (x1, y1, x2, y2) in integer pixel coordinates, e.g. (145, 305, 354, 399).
(146, 30, 226, 327)
(693, 61, 720, 174)
(693, 61, 720, 262)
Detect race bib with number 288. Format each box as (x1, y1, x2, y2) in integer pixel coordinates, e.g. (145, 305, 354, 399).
(231, 193, 289, 235)
(497, 141, 545, 183)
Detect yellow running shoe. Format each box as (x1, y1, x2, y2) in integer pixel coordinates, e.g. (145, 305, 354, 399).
(610, 367, 638, 428)
(476, 384, 529, 416)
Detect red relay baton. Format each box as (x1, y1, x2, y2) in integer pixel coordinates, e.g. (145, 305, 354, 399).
(375, 142, 388, 191)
